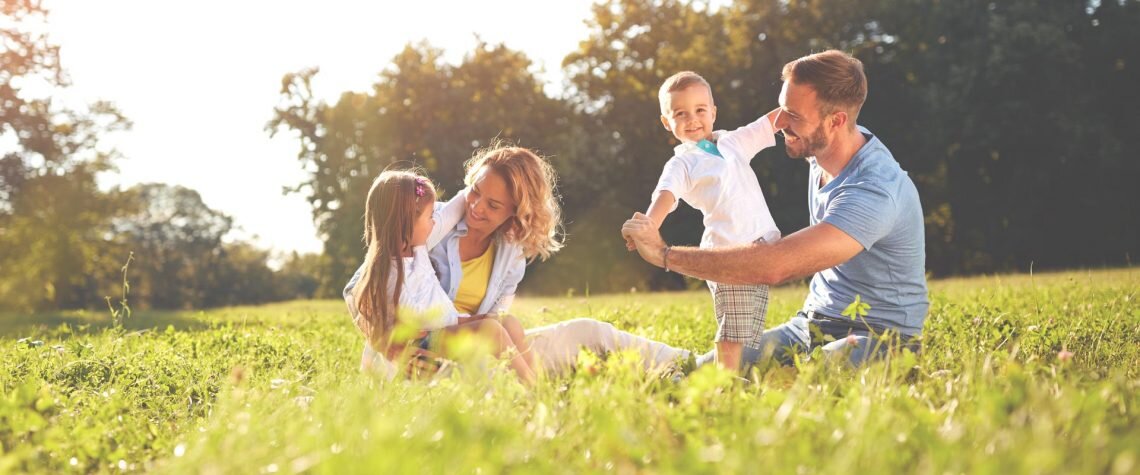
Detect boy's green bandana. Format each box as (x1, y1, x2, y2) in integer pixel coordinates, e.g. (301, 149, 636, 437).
(696, 139, 723, 158)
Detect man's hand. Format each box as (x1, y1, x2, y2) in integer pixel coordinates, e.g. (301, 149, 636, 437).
(624, 213, 659, 251)
(621, 212, 667, 267)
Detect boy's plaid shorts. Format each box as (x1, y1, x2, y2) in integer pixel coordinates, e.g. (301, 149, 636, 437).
(708, 281, 770, 349)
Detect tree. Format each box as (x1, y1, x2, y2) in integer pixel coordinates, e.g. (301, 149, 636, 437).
(0, 1, 132, 311)
(269, 42, 572, 296)
(273, 251, 322, 301)
(113, 184, 233, 309)
(865, 0, 1140, 272)
(268, 0, 1138, 295)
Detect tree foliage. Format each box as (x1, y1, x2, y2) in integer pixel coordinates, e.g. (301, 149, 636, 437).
(275, 0, 1138, 295)
(0, 0, 131, 310)
(269, 42, 574, 297)
(0, 3, 321, 311)
(7, 0, 1136, 308)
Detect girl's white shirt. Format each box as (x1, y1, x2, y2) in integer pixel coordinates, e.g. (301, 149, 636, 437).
(398, 245, 464, 328)
(343, 189, 468, 378)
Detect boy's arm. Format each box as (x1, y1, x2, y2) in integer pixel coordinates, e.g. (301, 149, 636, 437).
(765, 107, 780, 127)
(630, 157, 688, 250)
(646, 191, 676, 229)
(627, 191, 676, 250)
(720, 107, 782, 162)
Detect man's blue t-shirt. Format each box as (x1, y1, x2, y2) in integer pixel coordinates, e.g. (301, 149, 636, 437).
(804, 126, 929, 336)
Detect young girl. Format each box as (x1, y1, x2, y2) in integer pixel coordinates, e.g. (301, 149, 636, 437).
(347, 169, 536, 384)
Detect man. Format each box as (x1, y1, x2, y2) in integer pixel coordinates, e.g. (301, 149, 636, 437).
(622, 50, 928, 368)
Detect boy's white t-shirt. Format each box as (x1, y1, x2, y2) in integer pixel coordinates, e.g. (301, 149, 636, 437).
(653, 116, 782, 248)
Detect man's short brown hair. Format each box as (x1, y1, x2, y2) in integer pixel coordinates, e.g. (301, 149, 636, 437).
(659, 71, 713, 115)
(781, 50, 867, 122)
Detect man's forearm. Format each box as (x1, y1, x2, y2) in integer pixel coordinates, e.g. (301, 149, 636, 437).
(667, 242, 788, 285)
(664, 223, 864, 285)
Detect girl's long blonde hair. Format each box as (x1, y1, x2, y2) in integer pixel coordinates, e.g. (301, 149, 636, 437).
(352, 170, 436, 350)
(464, 143, 564, 261)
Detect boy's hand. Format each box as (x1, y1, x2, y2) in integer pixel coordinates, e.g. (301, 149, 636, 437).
(766, 107, 782, 129)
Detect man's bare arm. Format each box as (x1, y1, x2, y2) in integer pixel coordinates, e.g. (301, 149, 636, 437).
(622, 213, 864, 285)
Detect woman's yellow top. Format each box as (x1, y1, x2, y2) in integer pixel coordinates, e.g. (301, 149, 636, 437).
(453, 244, 496, 315)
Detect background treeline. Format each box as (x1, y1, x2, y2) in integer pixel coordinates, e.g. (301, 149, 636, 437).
(2, 0, 1137, 311)
(271, 0, 1139, 297)
(0, 1, 319, 311)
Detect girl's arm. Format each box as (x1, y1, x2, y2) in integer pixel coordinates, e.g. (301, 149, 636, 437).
(427, 188, 468, 250)
(343, 264, 368, 334)
(403, 246, 463, 328)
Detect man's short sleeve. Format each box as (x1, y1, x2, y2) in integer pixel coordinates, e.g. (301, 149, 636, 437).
(821, 183, 897, 250)
(652, 157, 691, 213)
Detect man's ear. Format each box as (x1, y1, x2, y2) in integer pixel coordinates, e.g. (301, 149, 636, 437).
(660, 114, 671, 131)
(831, 111, 848, 130)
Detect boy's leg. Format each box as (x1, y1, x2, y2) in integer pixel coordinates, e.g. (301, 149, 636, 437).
(710, 281, 769, 372)
(716, 341, 744, 371)
(699, 313, 811, 369)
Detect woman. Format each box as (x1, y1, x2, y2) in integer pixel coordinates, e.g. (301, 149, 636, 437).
(346, 144, 690, 377)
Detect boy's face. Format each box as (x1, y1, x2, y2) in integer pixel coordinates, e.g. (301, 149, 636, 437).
(660, 84, 717, 143)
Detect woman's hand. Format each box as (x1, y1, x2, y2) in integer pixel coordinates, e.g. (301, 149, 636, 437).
(457, 313, 499, 324)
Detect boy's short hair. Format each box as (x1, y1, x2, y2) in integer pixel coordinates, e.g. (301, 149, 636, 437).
(781, 50, 867, 122)
(659, 71, 714, 115)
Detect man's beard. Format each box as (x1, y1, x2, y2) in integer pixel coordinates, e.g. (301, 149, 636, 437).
(783, 123, 829, 159)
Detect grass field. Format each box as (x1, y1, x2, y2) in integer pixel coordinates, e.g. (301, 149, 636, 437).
(2, 269, 1138, 473)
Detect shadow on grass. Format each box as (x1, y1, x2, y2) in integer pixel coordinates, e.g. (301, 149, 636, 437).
(0, 299, 348, 339)
(0, 309, 214, 338)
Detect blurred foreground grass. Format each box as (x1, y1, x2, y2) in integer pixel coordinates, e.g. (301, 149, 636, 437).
(1, 269, 1137, 473)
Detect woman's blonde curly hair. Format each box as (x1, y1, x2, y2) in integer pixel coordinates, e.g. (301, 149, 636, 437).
(464, 142, 564, 261)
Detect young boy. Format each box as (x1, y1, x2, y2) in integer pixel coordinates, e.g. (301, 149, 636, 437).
(638, 71, 782, 371)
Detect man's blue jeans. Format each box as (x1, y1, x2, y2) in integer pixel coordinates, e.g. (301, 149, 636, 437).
(697, 311, 920, 370)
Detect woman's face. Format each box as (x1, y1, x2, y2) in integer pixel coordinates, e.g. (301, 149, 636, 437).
(465, 166, 516, 235)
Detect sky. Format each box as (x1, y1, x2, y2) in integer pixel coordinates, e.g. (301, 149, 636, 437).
(43, 0, 599, 258)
